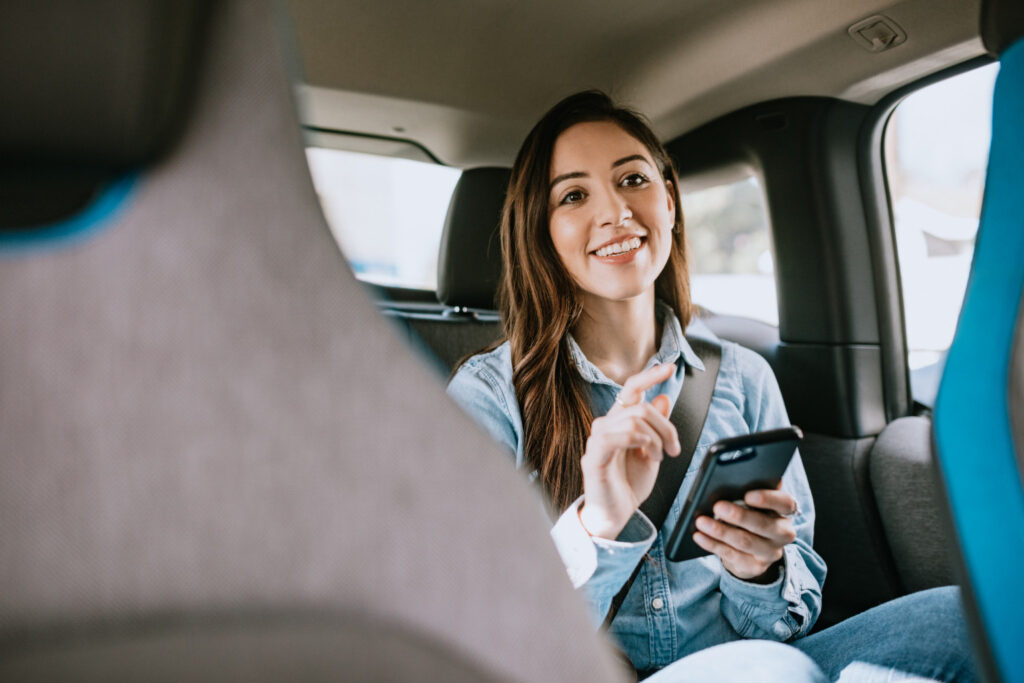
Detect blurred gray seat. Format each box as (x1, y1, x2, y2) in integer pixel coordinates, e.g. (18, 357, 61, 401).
(0, 2, 618, 680)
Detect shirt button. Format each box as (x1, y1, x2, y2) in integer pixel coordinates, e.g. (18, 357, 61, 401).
(651, 597, 664, 610)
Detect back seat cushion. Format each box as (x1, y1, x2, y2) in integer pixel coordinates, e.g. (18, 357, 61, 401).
(869, 416, 956, 593)
(401, 316, 502, 374)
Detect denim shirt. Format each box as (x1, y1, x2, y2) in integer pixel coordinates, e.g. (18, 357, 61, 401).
(446, 304, 826, 672)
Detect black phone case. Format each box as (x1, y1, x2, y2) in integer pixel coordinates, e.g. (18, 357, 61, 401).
(664, 426, 803, 563)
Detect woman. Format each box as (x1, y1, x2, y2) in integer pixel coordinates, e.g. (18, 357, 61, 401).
(447, 90, 974, 682)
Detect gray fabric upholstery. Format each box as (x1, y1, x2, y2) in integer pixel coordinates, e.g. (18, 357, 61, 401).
(1012, 289, 1024, 488)
(435, 167, 510, 309)
(869, 416, 955, 593)
(1, 613, 501, 682)
(0, 2, 618, 680)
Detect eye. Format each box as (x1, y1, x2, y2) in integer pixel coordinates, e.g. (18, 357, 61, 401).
(621, 172, 650, 188)
(559, 189, 586, 205)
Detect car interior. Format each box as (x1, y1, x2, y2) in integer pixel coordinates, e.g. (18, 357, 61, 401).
(1, 0, 1022, 680)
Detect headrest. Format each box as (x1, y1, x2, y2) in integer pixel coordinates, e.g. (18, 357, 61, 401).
(0, 0, 207, 230)
(982, 0, 1024, 56)
(435, 167, 510, 310)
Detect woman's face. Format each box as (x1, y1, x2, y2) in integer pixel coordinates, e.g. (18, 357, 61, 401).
(547, 120, 675, 307)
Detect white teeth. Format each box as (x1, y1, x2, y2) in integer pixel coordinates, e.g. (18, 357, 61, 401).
(596, 237, 642, 257)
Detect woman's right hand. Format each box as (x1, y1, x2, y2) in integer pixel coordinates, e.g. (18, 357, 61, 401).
(578, 363, 682, 539)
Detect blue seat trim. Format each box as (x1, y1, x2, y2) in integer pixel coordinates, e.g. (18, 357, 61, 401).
(934, 39, 1024, 682)
(0, 172, 138, 255)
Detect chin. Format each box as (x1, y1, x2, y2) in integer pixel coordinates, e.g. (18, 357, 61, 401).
(586, 283, 652, 303)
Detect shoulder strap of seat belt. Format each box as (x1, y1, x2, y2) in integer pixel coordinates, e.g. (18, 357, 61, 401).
(601, 336, 722, 630)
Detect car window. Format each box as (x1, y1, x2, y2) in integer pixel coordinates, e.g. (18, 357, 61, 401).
(306, 147, 461, 290)
(884, 63, 999, 406)
(682, 174, 777, 325)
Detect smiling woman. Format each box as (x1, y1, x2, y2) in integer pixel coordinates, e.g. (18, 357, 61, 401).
(447, 90, 976, 682)
(548, 122, 677, 323)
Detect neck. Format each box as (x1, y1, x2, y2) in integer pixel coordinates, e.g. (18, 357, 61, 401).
(573, 290, 660, 386)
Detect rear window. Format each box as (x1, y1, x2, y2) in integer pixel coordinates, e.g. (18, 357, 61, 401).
(306, 147, 461, 290)
(682, 173, 777, 325)
(306, 144, 778, 320)
(883, 62, 998, 405)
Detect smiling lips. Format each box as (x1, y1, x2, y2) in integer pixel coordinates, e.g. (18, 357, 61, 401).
(593, 236, 644, 258)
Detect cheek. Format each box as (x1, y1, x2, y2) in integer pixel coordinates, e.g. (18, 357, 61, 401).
(649, 213, 676, 268)
(656, 205, 677, 244)
(548, 216, 582, 263)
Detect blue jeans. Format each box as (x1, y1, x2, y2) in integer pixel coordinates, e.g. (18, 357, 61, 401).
(792, 586, 977, 682)
(644, 587, 975, 682)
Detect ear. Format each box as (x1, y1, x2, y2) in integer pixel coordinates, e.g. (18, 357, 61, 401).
(664, 179, 676, 215)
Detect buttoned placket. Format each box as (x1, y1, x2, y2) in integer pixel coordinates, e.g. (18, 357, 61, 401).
(642, 534, 678, 666)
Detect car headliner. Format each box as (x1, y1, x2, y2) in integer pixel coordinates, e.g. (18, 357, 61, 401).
(287, 0, 984, 168)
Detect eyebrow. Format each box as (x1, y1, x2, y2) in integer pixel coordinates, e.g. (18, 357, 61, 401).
(549, 154, 652, 192)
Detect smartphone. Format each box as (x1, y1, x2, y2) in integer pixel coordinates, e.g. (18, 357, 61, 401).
(664, 425, 803, 563)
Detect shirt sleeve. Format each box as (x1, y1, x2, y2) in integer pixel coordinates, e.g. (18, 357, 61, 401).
(448, 360, 657, 627)
(550, 496, 657, 626)
(446, 359, 523, 467)
(717, 346, 827, 641)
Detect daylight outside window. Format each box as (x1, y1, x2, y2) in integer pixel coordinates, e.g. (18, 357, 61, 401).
(884, 62, 998, 405)
(306, 147, 462, 291)
(309, 147, 778, 329)
(683, 174, 777, 326)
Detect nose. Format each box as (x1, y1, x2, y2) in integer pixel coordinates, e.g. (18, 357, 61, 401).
(594, 185, 631, 228)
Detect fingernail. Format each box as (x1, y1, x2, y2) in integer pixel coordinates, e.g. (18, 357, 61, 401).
(713, 502, 729, 519)
(696, 518, 710, 532)
(748, 492, 763, 505)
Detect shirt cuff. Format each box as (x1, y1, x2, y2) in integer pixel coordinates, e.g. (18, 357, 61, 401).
(550, 495, 656, 589)
(779, 543, 817, 606)
(719, 543, 813, 614)
(719, 555, 787, 609)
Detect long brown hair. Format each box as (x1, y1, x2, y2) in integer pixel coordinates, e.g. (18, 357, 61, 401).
(501, 90, 693, 512)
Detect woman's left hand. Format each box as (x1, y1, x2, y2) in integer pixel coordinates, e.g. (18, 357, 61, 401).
(692, 485, 798, 582)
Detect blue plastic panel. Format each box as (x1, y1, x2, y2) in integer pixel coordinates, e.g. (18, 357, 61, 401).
(934, 39, 1024, 683)
(0, 173, 137, 255)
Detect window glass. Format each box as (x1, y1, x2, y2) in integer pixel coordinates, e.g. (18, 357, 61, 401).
(683, 175, 777, 325)
(306, 147, 462, 290)
(884, 63, 999, 405)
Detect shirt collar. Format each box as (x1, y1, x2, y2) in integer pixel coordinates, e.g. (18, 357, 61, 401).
(566, 301, 705, 387)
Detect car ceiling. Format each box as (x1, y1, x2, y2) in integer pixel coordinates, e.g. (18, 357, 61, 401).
(287, 0, 984, 168)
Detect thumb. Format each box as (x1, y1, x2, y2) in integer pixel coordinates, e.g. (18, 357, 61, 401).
(651, 393, 671, 418)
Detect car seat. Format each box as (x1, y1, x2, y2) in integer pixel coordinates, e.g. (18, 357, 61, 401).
(0, 1, 619, 680)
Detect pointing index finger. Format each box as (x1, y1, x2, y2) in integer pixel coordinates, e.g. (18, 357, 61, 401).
(616, 363, 676, 407)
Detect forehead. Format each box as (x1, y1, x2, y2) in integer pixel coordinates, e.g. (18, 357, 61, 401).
(550, 121, 652, 178)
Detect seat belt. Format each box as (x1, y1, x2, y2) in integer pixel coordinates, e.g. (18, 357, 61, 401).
(601, 336, 722, 630)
